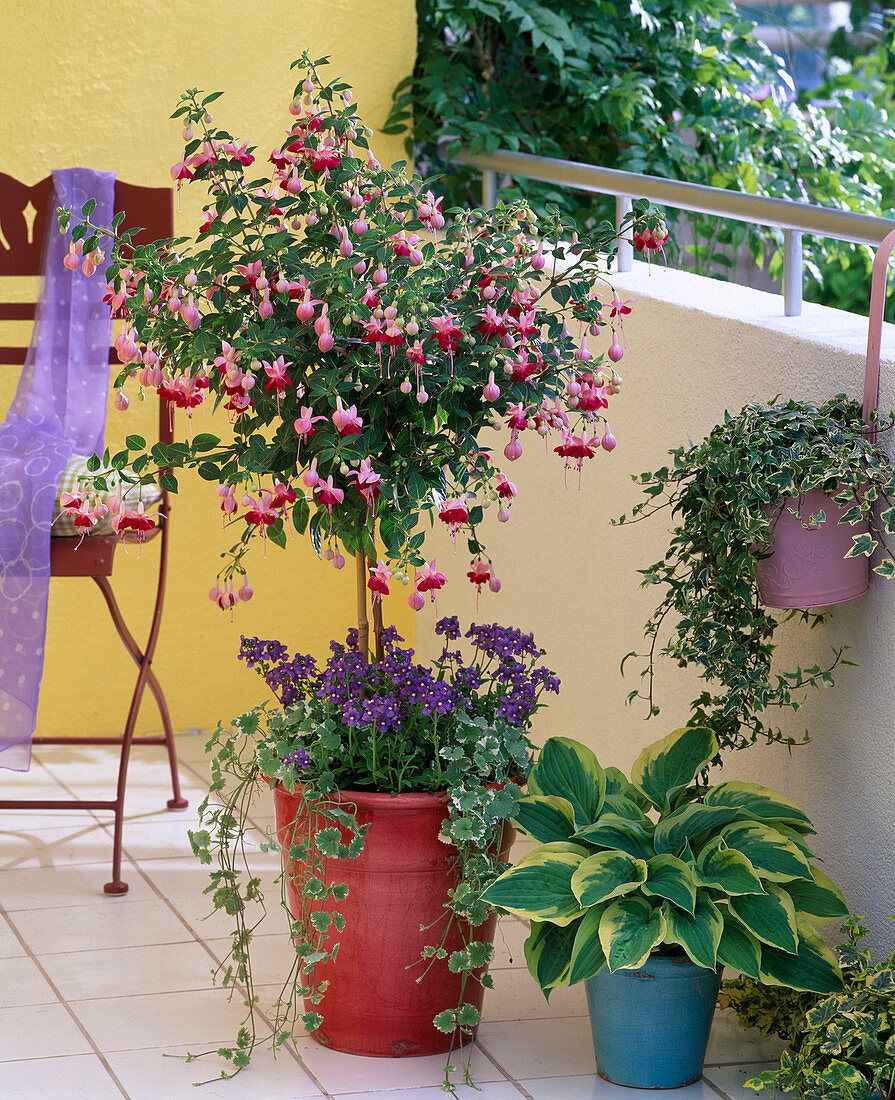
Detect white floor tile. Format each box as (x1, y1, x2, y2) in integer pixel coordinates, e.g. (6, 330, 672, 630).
(0, 860, 152, 909)
(106, 1041, 323, 1099)
(703, 1061, 784, 1099)
(39, 940, 218, 1001)
(0, 1003, 92, 1060)
(0, 955, 58, 1008)
(477, 1017, 596, 1080)
(292, 1036, 504, 1093)
(69, 987, 263, 1052)
(207, 932, 300, 989)
(335, 1084, 524, 1100)
(484, 965, 587, 1021)
(0, 1053, 123, 1099)
(0, 914, 26, 957)
(0, 823, 126, 869)
(705, 1009, 787, 1066)
(521, 1075, 722, 1098)
(8, 897, 193, 954)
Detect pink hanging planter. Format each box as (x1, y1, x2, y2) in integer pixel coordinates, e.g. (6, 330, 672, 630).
(755, 488, 869, 609)
(756, 226, 895, 611)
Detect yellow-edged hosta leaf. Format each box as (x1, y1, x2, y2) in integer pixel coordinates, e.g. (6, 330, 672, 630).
(695, 836, 766, 897)
(704, 782, 813, 831)
(728, 882, 799, 954)
(630, 726, 718, 812)
(568, 903, 608, 985)
(662, 891, 723, 969)
(528, 738, 606, 828)
(599, 895, 667, 971)
(571, 851, 648, 906)
(642, 853, 697, 914)
(759, 916, 845, 994)
(573, 814, 654, 861)
(654, 803, 745, 856)
(523, 919, 576, 998)
(717, 912, 763, 980)
(482, 843, 588, 926)
(783, 865, 848, 926)
(718, 821, 813, 883)
(605, 766, 652, 811)
(512, 795, 577, 844)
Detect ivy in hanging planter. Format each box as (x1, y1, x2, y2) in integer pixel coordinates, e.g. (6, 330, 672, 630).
(617, 395, 895, 755)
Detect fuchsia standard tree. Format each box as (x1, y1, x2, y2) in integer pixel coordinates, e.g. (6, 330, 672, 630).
(58, 53, 665, 655)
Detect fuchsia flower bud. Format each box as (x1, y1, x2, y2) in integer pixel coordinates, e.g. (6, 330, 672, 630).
(333, 553, 345, 570)
(483, 372, 500, 402)
(352, 259, 367, 275)
(114, 390, 129, 412)
(408, 590, 425, 611)
(237, 579, 253, 601)
(504, 439, 522, 462)
(372, 265, 388, 285)
(601, 429, 617, 452)
(530, 243, 546, 271)
(607, 338, 624, 363)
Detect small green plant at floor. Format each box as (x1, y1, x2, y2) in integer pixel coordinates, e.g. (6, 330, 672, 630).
(745, 914, 895, 1100)
(719, 975, 818, 1043)
(617, 395, 895, 755)
(481, 725, 848, 995)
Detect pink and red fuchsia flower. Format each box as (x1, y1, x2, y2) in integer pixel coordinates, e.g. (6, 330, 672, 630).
(57, 56, 664, 610)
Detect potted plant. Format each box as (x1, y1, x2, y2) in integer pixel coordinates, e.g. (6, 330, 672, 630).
(744, 913, 895, 1100)
(58, 54, 665, 1086)
(481, 725, 848, 1089)
(617, 395, 895, 754)
(191, 615, 556, 1084)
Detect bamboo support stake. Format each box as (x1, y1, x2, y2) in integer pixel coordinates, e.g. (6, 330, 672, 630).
(355, 551, 369, 661)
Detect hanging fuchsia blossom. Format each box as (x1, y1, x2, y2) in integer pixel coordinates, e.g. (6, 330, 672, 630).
(58, 54, 663, 610)
(367, 560, 392, 603)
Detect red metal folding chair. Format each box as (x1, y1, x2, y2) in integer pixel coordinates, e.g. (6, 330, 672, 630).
(0, 172, 187, 895)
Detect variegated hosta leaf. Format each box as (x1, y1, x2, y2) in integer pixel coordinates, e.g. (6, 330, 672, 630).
(642, 853, 697, 915)
(759, 916, 845, 994)
(653, 803, 745, 856)
(573, 814, 654, 861)
(717, 913, 763, 980)
(728, 882, 799, 954)
(783, 865, 849, 927)
(604, 766, 652, 811)
(512, 795, 577, 844)
(630, 726, 719, 812)
(527, 738, 606, 828)
(523, 919, 576, 998)
(662, 891, 723, 969)
(718, 821, 814, 883)
(599, 895, 667, 971)
(703, 781, 813, 832)
(695, 836, 766, 897)
(481, 843, 588, 926)
(568, 903, 608, 985)
(571, 851, 648, 907)
(601, 793, 652, 822)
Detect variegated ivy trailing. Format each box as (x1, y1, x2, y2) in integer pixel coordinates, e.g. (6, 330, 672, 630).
(617, 395, 895, 755)
(482, 726, 848, 996)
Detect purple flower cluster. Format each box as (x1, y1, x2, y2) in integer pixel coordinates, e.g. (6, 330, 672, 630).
(284, 748, 311, 770)
(240, 619, 559, 745)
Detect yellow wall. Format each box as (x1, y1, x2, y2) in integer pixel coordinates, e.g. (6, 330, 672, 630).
(0, 0, 418, 738)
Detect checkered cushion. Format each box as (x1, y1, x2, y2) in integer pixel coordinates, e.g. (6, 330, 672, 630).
(53, 455, 163, 537)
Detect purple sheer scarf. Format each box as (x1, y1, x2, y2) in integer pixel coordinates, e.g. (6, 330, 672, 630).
(0, 168, 115, 770)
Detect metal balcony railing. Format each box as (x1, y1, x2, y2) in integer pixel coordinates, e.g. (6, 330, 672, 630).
(453, 148, 895, 318)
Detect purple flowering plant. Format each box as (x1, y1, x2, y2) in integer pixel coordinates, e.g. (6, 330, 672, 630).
(191, 618, 558, 1087)
(237, 616, 557, 794)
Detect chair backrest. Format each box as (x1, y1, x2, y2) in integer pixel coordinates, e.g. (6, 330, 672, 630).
(0, 173, 175, 444)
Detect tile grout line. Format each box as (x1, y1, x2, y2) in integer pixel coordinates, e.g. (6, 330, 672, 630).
(0, 904, 132, 1098)
(471, 1039, 537, 1100)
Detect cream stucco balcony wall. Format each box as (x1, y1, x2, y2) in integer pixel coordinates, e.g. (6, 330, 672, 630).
(417, 259, 895, 958)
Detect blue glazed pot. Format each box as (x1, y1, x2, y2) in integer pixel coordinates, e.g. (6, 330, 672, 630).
(584, 954, 722, 1089)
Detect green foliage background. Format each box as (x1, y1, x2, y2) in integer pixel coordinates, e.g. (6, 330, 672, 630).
(388, 0, 895, 319)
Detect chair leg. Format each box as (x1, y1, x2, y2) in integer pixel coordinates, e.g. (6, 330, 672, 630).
(93, 576, 188, 810)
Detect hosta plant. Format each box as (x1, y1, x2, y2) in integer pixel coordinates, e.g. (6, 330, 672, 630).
(745, 914, 895, 1100)
(482, 725, 848, 996)
(618, 395, 895, 755)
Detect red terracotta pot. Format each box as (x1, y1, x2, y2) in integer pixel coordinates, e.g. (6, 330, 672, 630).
(272, 784, 513, 1058)
(755, 488, 869, 609)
